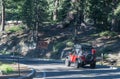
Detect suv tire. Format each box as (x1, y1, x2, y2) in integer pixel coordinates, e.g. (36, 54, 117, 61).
(65, 58, 71, 67)
(90, 62, 96, 68)
(75, 60, 80, 68)
(80, 62, 84, 67)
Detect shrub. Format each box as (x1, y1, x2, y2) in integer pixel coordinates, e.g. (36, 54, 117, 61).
(99, 31, 117, 37)
(6, 24, 25, 33)
(53, 42, 64, 52)
(8, 26, 22, 33)
(66, 41, 74, 47)
(0, 50, 11, 55)
(0, 64, 13, 74)
(103, 54, 109, 59)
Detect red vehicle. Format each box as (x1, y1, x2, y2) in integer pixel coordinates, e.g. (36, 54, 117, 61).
(65, 44, 96, 68)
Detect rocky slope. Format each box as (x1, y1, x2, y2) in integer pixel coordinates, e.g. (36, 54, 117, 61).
(0, 25, 120, 60)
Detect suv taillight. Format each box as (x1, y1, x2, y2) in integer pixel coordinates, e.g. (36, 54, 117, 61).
(81, 56, 85, 61)
(92, 49, 96, 54)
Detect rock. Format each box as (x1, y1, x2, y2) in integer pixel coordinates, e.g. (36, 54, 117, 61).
(118, 52, 120, 57)
(96, 43, 104, 47)
(118, 35, 120, 38)
(1, 34, 7, 38)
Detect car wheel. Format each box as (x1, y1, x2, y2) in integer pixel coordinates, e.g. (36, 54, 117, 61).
(65, 58, 71, 67)
(75, 60, 80, 68)
(90, 62, 96, 68)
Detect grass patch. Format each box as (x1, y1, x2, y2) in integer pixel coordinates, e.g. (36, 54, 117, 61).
(90, 33, 99, 37)
(0, 64, 13, 74)
(99, 31, 117, 37)
(52, 39, 73, 57)
(66, 41, 74, 47)
(6, 24, 25, 33)
(7, 26, 23, 33)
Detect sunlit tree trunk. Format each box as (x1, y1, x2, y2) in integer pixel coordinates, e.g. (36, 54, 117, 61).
(74, 0, 84, 39)
(33, 0, 39, 48)
(53, 0, 59, 21)
(1, 0, 5, 31)
(111, 0, 119, 31)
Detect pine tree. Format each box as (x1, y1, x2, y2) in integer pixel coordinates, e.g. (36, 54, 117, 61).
(1, 0, 5, 31)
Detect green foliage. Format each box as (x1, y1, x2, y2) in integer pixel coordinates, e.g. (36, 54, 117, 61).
(103, 54, 109, 59)
(22, 0, 48, 29)
(58, 0, 71, 20)
(114, 4, 120, 16)
(49, 20, 59, 25)
(0, 64, 13, 74)
(1, 0, 120, 32)
(0, 62, 2, 65)
(102, 47, 112, 53)
(114, 4, 120, 21)
(99, 31, 117, 37)
(53, 39, 73, 53)
(22, 0, 33, 28)
(53, 42, 64, 52)
(98, 46, 113, 58)
(0, 50, 11, 55)
(47, 0, 64, 21)
(6, 25, 24, 33)
(66, 41, 74, 47)
(90, 33, 99, 37)
(5, 0, 24, 20)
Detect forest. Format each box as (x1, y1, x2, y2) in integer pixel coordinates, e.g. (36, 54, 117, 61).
(1, 1, 120, 78)
(0, 0, 120, 58)
(0, 0, 120, 32)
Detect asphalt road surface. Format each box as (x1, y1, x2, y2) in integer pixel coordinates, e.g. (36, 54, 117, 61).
(0, 55, 120, 79)
(22, 59, 120, 79)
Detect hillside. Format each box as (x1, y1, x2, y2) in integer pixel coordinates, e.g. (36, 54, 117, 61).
(0, 24, 120, 60)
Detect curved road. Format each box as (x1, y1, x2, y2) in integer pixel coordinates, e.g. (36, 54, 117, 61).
(0, 55, 119, 79)
(22, 59, 120, 79)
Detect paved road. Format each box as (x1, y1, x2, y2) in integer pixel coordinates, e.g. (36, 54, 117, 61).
(0, 55, 120, 79)
(22, 59, 120, 79)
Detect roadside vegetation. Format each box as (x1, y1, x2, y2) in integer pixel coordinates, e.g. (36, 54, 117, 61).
(99, 31, 118, 38)
(0, 62, 13, 74)
(6, 25, 25, 33)
(0, 0, 120, 60)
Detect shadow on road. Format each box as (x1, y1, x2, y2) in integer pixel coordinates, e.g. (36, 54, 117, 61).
(33, 65, 120, 79)
(1, 56, 119, 79)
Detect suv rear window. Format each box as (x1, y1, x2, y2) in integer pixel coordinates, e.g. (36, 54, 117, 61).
(81, 45, 92, 53)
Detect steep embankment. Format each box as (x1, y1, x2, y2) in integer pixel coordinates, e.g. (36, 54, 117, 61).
(0, 25, 120, 60)
(0, 31, 32, 56)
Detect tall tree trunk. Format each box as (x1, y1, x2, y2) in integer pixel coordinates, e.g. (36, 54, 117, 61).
(1, 0, 5, 31)
(74, 0, 84, 37)
(33, 0, 39, 49)
(111, 0, 119, 31)
(53, 0, 59, 21)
